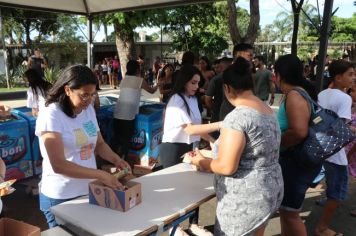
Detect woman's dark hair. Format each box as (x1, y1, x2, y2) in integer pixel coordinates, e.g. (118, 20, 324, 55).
(24, 69, 51, 98)
(46, 65, 97, 118)
(199, 56, 212, 70)
(126, 60, 140, 76)
(160, 63, 175, 78)
(275, 54, 317, 100)
(171, 64, 202, 116)
(328, 59, 353, 79)
(222, 57, 254, 92)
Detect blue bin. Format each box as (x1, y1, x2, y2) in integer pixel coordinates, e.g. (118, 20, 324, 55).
(12, 107, 42, 175)
(128, 103, 164, 166)
(96, 105, 115, 144)
(0, 113, 33, 181)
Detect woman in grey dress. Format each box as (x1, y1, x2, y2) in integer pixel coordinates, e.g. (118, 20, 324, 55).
(188, 57, 284, 236)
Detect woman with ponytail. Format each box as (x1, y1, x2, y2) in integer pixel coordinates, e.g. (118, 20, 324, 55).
(275, 54, 322, 236)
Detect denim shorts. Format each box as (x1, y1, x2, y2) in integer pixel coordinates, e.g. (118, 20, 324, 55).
(324, 161, 348, 201)
(279, 152, 322, 211)
(39, 193, 78, 228)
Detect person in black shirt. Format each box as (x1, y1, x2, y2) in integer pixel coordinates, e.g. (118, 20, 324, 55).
(219, 43, 254, 120)
(205, 57, 233, 123)
(27, 48, 48, 78)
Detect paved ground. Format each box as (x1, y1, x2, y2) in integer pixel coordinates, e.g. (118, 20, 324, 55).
(1, 86, 356, 235)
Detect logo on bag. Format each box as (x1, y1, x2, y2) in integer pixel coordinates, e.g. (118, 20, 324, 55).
(130, 129, 146, 150)
(0, 135, 27, 164)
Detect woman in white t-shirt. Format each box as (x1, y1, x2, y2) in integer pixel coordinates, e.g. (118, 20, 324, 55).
(25, 69, 51, 116)
(161, 64, 219, 236)
(161, 64, 220, 168)
(36, 65, 131, 228)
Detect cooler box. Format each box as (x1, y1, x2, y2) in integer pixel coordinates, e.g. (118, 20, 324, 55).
(96, 104, 115, 145)
(97, 96, 117, 145)
(129, 103, 165, 166)
(0, 113, 33, 181)
(99, 96, 117, 106)
(12, 107, 42, 175)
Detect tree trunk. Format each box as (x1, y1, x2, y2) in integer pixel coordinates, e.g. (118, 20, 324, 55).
(24, 20, 31, 47)
(227, 0, 260, 45)
(104, 22, 108, 42)
(114, 23, 137, 77)
(291, 0, 304, 55)
(243, 0, 260, 44)
(346, 44, 356, 61)
(226, 0, 241, 45)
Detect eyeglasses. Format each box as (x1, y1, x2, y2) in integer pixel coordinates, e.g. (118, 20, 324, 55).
(71, 90, 97, 102)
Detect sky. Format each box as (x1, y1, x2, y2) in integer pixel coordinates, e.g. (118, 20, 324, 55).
(93, 0, 355, 42)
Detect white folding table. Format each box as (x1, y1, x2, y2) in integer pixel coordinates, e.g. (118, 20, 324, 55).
(51, 163, 215, 236)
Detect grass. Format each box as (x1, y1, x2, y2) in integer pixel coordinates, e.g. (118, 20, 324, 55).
(0, 87, 27, 92)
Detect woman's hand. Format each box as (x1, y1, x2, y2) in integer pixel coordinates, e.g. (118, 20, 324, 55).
(98, 171, 124, 190)
(113, 158, 132, 173)
(187, 149, 205, 167)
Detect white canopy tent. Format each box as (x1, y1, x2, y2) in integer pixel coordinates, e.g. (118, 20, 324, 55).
(0, 0, 214, 87)
(0, 0, 214, 15)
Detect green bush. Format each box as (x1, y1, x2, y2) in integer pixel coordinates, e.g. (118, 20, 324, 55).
(44, 67, 62, 84)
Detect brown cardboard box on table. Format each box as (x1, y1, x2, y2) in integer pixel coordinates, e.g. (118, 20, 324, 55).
(89, 180, 141, 212)
(0, 218, 40, 236)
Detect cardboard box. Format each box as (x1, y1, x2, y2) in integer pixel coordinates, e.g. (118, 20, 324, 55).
(88, 180, 141, 212)
(0, 218, 40, 236)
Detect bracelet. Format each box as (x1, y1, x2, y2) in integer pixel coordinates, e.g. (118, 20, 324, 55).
(0, 174, 5, 182)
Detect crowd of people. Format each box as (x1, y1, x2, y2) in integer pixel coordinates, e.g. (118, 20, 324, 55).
(0, 44, 355, 236)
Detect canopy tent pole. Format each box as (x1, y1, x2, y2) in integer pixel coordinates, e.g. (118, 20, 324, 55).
(0, 8, 9, 88)
(315, 0, 334, 92)
(87, 14, 93, 69)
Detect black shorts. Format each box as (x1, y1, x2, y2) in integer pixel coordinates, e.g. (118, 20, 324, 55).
(160, 142, 193, 168)
(279, 151, 322, 211)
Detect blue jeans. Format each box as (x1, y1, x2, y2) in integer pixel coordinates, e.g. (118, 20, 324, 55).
(39, 193, 76, 228)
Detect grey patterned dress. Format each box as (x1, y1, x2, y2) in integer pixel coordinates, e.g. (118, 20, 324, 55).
(214, 106, 284, 236)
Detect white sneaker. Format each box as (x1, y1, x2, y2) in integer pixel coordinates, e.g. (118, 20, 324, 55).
(169, 226, 189, 236)
(188, 224, 213, 236)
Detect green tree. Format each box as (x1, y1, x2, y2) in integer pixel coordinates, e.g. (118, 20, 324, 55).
(55, 15, 83, 43)
(163, 4, 228, 58)
(4, 8, 59, 46)
(330, 13, 356, 42)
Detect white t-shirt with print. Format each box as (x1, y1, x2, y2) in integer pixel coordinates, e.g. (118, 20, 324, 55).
(162, 94, 202, 144)
(318, 88, 352, 166)
(35, 103, 99, 199)
(27, 88, 46, 111)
